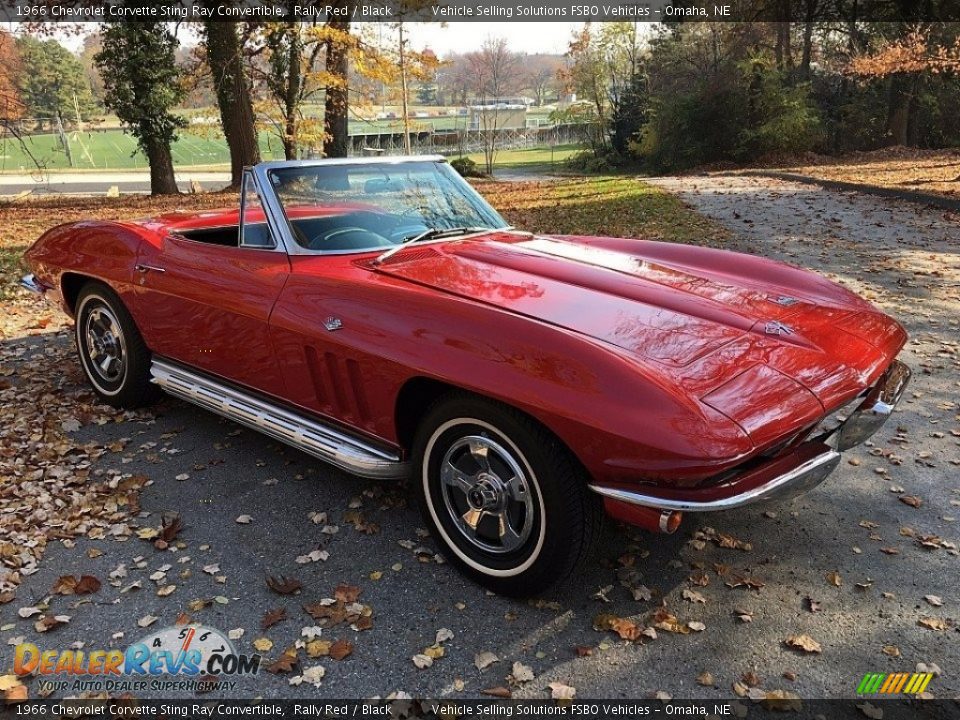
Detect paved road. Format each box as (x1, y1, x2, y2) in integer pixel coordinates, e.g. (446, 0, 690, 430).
(0, 171, 231, 196)
(2, 175, 958, 702)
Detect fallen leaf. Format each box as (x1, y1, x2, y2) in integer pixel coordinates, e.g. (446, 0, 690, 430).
(742, 671, 761, 687)
(475, 651, 499, 670)
(253, 637, 274, 652)
(328, 639, 353, 661)
(138, 615, 159, 628)
(334, 584, 360, 603)
(651, 608, 690, 634)
(412, 654, 433, 669)
(235, 515, 253, 524)
(512, 661, 535, 683)
(697, 671, 715, 686)
(549, 682, 576, 700)
(682, 589, 707, 604)
(882, 645, 900, 657)
(481, 687, 512, 698)
(826, 571, 842, 587)
(423, 644, 445, 660)
(923, 595, 943, 607)
(266, 647, 299, 674)
(35, 615, 70, 633)
(266, 576, 302, 595)
(300, 665, 325, 687)
(785, 634, 822, 653)
(918, 617, 949, 631)
(899, 495, 922, 508)
(435, 627, 454, 644)
(261, 608, 287, 630)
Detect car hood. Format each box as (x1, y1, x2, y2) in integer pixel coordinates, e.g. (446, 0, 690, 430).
(372, 233, 906, 430)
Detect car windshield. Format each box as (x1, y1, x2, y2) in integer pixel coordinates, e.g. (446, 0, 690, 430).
(265, 161, 509, 253)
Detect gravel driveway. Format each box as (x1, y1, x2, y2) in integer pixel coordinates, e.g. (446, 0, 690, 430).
(2, 174, 958, 702)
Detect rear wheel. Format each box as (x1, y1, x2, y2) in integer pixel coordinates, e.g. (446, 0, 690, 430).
(75, 282, 159, 409)
(413, 394, 602, 596)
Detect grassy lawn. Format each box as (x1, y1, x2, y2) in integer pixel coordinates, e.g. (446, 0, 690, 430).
(461, 144, 583, 174)
(0, 115, 567, 172)
(0, 129, 295, 172)
(0, 177, 727, 299)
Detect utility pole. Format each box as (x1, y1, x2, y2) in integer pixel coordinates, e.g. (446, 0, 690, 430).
(398, 22, 412, 154)
(56, 114, 74, 168)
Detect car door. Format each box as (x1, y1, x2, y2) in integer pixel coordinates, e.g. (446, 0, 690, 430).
(133, 175, 291, 398)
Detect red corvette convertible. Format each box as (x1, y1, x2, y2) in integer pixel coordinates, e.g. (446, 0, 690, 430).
(21, 157, 910, 595)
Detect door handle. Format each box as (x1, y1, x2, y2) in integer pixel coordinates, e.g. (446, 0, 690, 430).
(135, 264, 165, 273)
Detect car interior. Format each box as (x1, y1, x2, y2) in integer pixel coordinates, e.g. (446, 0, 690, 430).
(175, 210, 426, 252)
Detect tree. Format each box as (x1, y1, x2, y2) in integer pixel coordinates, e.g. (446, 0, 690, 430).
(522, 55, 564, 106)
(203, 19, 261, 188)
(250, 21, 331, 160)
(563, 23, 645, 154)
(95, 22, 185, 195)
(0, 31, 23, 123)
(77, 33, 105, 105)
(467, 38, 520, 173)
(323, 0, 352, 158)
(15, 36, 97, 128)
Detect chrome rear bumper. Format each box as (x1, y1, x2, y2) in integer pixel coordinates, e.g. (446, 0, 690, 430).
(590, 359, 910, 513)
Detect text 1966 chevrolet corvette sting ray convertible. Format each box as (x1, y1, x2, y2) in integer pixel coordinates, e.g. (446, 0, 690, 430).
(21, 157, 910, 595)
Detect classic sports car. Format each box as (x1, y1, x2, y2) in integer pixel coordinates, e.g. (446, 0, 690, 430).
(21, 157, 910, 595)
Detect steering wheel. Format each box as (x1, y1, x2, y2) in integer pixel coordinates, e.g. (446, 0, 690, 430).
(309, 226, 392, 251)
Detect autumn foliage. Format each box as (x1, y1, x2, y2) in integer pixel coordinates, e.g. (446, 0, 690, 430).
(850, 29, 960, 77)
(0, 30, 24, 122)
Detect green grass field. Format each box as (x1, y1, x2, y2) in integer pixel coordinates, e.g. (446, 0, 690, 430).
(0, 126, 582, 173)
(0, 129, 297, 172)
(463, 144, 583, 173)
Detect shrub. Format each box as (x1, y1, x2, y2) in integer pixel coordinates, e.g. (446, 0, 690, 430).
(450, 156, 481, 177)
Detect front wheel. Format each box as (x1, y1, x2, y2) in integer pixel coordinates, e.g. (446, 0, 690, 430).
(413, 394, 602, 596)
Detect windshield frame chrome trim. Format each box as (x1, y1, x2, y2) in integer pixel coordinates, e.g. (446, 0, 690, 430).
(249, 157, 508, 257)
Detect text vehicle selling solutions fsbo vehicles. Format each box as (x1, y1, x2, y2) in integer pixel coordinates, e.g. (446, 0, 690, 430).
(21, 157, 910, 595)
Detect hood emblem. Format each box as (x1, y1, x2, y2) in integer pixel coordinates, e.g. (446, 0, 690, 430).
(773, 296, 799, 306)
(323, 317, 343, 331)
(765, 321, 794, 336)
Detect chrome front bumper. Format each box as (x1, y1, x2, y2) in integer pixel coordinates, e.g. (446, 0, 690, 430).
(20, 273, 46, 294)
(833, 360, 911, 451)
(590, 359, 911, 513)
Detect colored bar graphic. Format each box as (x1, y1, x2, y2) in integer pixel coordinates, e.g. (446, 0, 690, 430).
(915, 674, 933, 694)
(858, 672, 934, 695)
(879, 674, 897, 693)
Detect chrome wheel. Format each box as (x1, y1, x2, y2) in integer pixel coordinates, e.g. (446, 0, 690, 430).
(83, 305, 126, 383)
(439, 434, 535, 554)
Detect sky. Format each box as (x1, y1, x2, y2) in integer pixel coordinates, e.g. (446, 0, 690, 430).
(404, 22, 582, 56)
(6, 21, 583, 57)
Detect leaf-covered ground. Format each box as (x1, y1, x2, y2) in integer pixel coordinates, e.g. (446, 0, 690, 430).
(1, 177, 958, 702)
(773, 147, 960, 200)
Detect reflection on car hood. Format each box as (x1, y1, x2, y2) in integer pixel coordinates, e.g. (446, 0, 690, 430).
(372, 232, 907, 412)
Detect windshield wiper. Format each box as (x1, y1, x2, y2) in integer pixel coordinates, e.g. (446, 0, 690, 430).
(372, 226, 494, 265)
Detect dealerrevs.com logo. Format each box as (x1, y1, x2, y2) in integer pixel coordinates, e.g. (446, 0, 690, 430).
(14, 625, 260, 694)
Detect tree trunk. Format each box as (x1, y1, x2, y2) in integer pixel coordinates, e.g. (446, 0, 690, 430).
(800, 10, 814, 79)
(886, 74, 912, 146)
(144, 136, 179, 195)
(205, 20, 260, 188)
(283, 23, 302, 160)
(322, 5, 350, 159)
